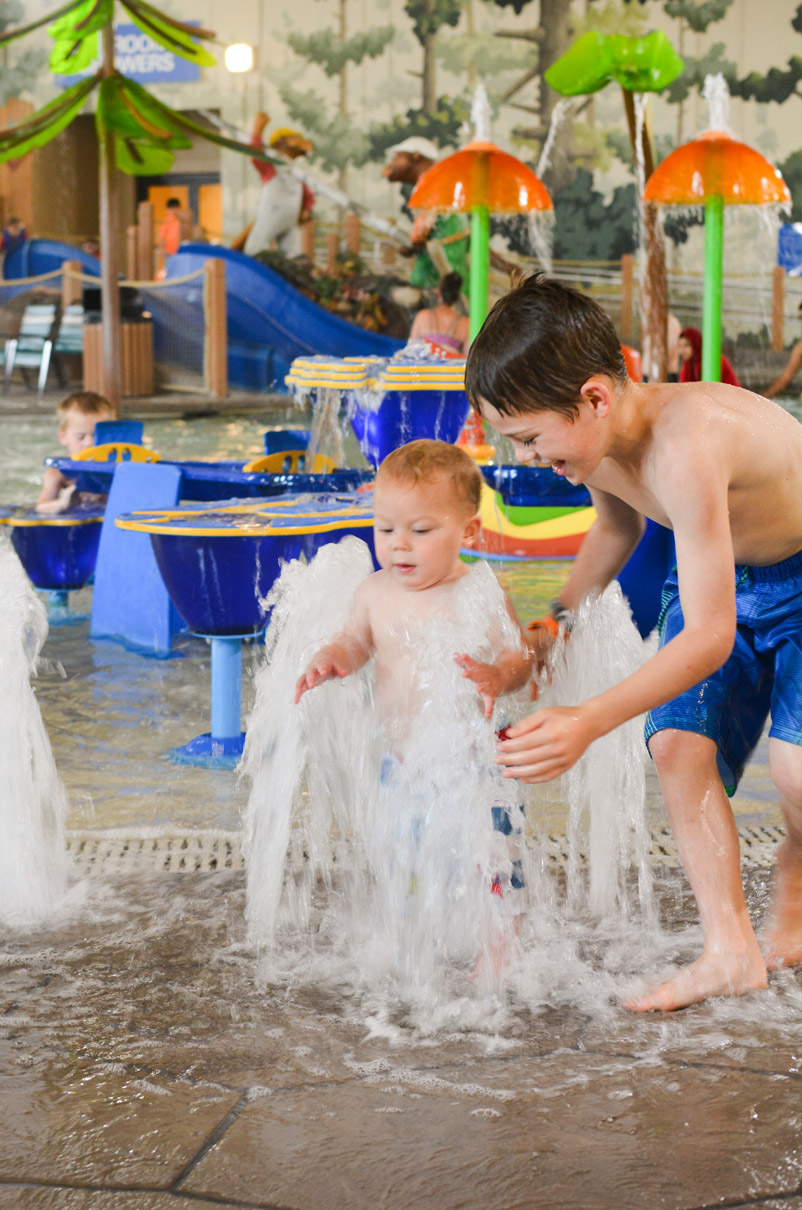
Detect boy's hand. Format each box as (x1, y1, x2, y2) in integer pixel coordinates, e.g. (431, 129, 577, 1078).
(453, 652, 503, 718)
(496, 705, 595, 782)
(294, 655, 350, 703)
(35, 483, 76, 515)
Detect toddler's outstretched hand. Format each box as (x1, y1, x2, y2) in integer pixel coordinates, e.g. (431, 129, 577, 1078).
(453, 652, 503, 719)
(294, 654, 350, 703)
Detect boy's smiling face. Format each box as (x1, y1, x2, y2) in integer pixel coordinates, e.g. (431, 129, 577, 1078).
(478, 392, 608, 485)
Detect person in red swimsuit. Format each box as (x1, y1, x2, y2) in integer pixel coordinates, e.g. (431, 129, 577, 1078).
(678, 326, 741, 386)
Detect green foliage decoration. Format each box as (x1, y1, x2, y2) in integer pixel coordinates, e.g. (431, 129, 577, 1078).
(550, 168, 638, 261)
(545, 30, 684, 97)
(0, 75, 98, 160)
(404, 0, 461, 44)
(0, 0, 274, 175)
(367, 95, 471, 162)
(286, 26, 394, 77)
(663, 0, 734, 34)
(729, 59, 802, 105)
(777, 149, 802, 223)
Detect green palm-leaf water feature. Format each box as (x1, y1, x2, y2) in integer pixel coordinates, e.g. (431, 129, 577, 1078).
(0, 0, 275, 410)
(545, 29, 684, 382)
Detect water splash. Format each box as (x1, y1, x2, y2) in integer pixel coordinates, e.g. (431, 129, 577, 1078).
(242, 540, 537, 1008)
(306, 385, 346, 466)
(471, 83, 492, 143)
(527, 210, 555, 275)
(702, 72, 731, 133)
(537, 585, 655, 925)
(242, 542, 659, 1026)
(536, 97, 573, 179)
(0, 537, 71, 927)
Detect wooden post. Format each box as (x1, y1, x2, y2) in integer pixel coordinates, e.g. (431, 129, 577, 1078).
(622, 88, 668, 382)
(620, 253, 634, 344)
(300, 218, 316, 261)
(126, 224, 138, 280)
(204, 257, 227, 398)
(380, 241, 397, 269)
(344, 212, 360, 255)
(325, 231, 339, 272)
(98, 24, 122, 416)
(136, 200, 154, 281)
(61, 260, 83, 308)
(771, 265, 785, 352)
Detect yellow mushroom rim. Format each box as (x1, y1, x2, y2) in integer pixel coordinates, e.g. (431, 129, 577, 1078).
(115, 497, 375, 539)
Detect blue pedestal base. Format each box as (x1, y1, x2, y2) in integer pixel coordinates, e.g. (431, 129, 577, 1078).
(170, 634, 252, 768)
(169, 731, 246, 769)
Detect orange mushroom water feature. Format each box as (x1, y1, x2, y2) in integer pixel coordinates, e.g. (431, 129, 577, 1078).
(644, 128, 790, 381)
(409, 140, 552, 343)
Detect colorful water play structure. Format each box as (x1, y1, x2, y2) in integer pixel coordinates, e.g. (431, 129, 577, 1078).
(116, 493, 374, 764)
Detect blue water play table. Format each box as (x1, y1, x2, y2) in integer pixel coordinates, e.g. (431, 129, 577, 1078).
(116, 493, 375, 765)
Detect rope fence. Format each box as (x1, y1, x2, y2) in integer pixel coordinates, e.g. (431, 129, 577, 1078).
(0, 260, 227, 399)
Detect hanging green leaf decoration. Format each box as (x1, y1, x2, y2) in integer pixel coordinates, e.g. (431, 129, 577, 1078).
(0, 74, 99, 163)
(120, 0, 216, 66)
(50, 29, 99, 74)
(118, 79, 281, 166)
(49, 0, 112, 72)
(97, 75, 192, 174)
(115, 137, 175, 174)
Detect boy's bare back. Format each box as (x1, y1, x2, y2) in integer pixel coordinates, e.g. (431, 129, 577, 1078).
(587, 380, 802, 567)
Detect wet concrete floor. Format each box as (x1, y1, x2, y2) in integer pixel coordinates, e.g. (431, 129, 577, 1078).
(1, 822, 800, 1210)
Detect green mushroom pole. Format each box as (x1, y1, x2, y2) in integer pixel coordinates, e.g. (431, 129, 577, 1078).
(469, 205, 490, 345)
(702, 194, 724, 382)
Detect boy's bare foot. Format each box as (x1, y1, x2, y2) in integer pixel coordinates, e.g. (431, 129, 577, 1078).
(622, 948, 768, 1013)
(761, 841, 802, 970)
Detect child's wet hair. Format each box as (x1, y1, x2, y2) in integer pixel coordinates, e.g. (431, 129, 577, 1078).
(376, 439, 482, 515)
(57, 391, 113, 430)
(465, 272, 628, 420)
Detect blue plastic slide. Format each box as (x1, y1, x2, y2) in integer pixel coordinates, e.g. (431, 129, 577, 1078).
(3, 239, 403, 392)
(164, 244, 403, 391)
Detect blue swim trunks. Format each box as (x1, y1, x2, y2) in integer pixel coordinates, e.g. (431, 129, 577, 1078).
(645, 552, 802, 795)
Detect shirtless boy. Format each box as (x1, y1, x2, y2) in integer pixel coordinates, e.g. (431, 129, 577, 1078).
(465, 273, 802, 1012)
(37, 391, 112, 514)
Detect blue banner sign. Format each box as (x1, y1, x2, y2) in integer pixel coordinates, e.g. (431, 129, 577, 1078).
(55, 23, 201, 86)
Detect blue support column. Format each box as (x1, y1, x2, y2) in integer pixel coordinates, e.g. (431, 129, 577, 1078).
(171, 632, 249, 768)
(211, 636, 243, 740)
